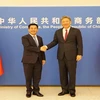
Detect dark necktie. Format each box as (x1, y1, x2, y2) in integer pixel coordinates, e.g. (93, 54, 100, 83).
(64, 30, 68, 41)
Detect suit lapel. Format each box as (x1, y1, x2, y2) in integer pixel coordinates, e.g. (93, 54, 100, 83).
(59, 28, 65, 42)
(28, 34, 37, 46)
(67, 27, 72, 38)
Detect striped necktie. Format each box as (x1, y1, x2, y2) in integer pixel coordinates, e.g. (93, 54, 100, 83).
(33, 36, 39, 47)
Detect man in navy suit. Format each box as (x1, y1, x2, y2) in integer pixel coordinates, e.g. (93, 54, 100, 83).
(41, 16, 83, 97)
(22, 23, 46, 98)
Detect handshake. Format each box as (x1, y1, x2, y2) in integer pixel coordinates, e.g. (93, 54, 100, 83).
(40, 45, 48, 52)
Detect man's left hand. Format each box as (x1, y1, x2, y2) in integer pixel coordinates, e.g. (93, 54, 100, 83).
(42, 60, 46, 66)
(76, 55, 82, 61)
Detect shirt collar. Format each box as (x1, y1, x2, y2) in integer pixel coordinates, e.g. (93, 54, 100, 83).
(63, 27, 71, 32)
(29, 33, 36, 37)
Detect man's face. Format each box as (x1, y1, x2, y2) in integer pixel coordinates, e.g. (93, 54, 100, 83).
(28, 25, 38, 35)
(61, 18, 71, 29)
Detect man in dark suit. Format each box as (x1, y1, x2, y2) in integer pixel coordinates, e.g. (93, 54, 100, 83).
(22, 23, 46, 98)
(41, 16, 83, 97)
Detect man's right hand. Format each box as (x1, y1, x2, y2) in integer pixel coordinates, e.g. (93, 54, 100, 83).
(40, 45, 47, 52)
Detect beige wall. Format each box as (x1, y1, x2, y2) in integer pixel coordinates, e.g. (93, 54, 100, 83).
(0, 0, 100, 6)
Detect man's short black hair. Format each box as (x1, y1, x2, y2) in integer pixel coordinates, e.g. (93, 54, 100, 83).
(28, 23, 38, 29)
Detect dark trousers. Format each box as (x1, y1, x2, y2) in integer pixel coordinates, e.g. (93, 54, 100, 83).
(23, 59, 42, 92)
(58, 56, 77, 93)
